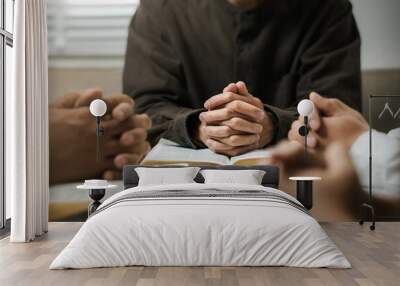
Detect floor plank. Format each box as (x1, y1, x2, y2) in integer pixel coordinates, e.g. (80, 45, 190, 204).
(0, 222, 399, 286)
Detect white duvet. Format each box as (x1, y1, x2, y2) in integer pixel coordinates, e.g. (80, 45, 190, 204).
(50, 183, 350, 269)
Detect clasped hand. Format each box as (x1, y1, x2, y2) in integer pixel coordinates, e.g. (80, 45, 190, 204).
(49, 88, 151, 184)
(288, 92, 369, 150)
(197, 81, 275, 156)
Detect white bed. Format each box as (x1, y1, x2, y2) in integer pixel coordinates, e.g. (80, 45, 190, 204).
(50, 183, 350, 269)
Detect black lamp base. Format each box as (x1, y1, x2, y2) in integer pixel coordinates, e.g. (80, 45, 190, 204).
(88, 189, 106, 216)
(296, 180, 313, 210)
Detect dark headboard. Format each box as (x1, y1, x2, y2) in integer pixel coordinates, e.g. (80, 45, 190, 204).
(123, 165, 280, 189)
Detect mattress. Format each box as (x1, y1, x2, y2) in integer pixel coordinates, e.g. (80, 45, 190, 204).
(50, 183, 350, 269)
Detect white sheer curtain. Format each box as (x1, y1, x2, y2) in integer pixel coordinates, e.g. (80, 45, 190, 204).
(8, 0, 49, 242)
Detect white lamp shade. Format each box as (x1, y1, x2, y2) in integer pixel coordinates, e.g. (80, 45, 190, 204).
(89, 99, 107, 117)
(297, 99, 314, 116)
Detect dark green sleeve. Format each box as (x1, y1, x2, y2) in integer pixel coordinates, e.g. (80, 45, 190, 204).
(264, 105, 297, 145)
(123, 2, 202, 148)
(265, 0, 361, 143)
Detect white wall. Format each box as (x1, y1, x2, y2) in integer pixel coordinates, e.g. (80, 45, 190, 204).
(351, 0, 400, 70)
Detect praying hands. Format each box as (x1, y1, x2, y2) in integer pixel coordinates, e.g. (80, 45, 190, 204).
(196, 81, 276, 156)
(49, 89, 151, 184)
(288, 93, 369, 149)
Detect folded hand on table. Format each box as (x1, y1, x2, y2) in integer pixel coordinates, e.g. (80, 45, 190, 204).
(49, 88, 151, 184)
(270, 140, 362, 217)
(269, 140, 358, 182)
(196, 81, 275, 156)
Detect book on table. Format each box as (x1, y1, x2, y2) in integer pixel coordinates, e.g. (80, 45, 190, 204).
(141, 139, 272, 166)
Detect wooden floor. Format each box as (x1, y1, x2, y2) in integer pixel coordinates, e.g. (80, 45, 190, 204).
(0, 222, 399, 286)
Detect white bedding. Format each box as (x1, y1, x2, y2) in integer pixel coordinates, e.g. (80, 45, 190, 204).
(50, 183, 350, 269)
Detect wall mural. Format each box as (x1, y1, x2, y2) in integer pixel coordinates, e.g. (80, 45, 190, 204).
(47, 1, 400, 223)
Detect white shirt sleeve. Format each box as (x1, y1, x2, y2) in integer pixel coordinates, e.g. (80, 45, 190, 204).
(350, 128, 400, 199)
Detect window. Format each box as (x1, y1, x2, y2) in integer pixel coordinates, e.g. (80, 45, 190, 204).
(0, 0, 14, 232)
(47, 0, 139, 68)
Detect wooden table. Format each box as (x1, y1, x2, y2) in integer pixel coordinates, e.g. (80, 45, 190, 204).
(1, 222, 399, 286)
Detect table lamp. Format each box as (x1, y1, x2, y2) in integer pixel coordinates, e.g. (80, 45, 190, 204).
(290, 99, 320, 210)
(89, 99, 107, 161)
(297, 99, 315, 160)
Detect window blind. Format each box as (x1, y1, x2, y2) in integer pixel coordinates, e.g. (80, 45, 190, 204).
(47, 0, 139, 68)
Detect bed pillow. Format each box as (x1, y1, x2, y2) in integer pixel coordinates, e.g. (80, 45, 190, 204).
(200, 169, 266, 185)
(135, 167, 200, 186)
